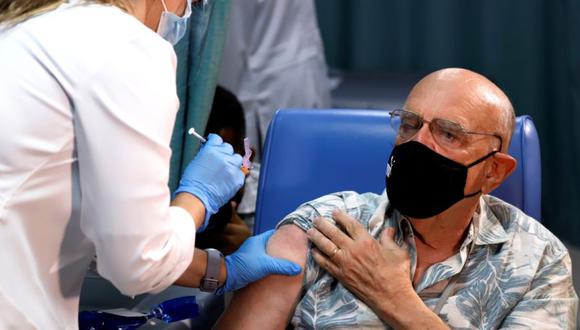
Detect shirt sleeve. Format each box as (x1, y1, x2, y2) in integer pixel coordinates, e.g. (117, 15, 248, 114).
(276, 194, 346, 290)
(500, 248, 578, 329)
(275, 191, 382, 289)
(74, 35, 196, 296)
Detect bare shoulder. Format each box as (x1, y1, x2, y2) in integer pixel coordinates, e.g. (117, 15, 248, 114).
(268, 224, 308, 267)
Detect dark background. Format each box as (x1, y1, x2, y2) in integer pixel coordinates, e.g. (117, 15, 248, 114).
(314, 0, 580, 245)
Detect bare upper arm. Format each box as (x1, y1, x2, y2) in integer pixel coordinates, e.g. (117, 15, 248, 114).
(266, 224, 308, 263)
(216, 224, 308, 329)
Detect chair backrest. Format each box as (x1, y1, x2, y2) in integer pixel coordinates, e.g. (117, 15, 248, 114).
(254, 109, 541, 234)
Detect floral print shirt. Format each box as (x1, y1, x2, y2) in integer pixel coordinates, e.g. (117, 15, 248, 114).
(277, 192, 578, 329)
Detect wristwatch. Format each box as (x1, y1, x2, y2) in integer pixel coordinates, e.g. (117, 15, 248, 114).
(200, 248, 223, 292)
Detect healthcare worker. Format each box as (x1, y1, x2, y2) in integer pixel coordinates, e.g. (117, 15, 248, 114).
(0, 0, 300, 328)
(217, 0, 332, 160)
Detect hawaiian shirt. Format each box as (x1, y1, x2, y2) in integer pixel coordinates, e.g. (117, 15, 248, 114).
(277, 191, 578, 329)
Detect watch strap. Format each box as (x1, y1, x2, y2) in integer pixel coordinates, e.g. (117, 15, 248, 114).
(200, 248, 222, 292)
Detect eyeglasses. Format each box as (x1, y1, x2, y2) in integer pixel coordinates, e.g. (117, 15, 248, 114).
(389, 109, 503, 151)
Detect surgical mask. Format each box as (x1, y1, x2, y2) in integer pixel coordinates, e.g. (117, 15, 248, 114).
(385, 141, 497, 219)
(157, 0, 192, 45)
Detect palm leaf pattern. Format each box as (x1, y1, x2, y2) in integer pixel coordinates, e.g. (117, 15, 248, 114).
(276, 192, 577, 329)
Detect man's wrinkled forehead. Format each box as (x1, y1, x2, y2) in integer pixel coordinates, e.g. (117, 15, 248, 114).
(403, 70, 503, 131)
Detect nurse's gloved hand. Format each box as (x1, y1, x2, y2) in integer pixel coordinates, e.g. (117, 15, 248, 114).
(175, 134, 244, 232)
(219, 230, 302, 294)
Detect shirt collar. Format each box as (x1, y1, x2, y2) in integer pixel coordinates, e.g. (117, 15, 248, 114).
(384, 195, 509, 246)
(473, 195, 510, 246)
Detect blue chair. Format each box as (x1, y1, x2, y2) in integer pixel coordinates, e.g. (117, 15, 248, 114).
(254, 109, 541, 234)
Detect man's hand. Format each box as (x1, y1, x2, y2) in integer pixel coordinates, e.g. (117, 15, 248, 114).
(307, 210, 448, 329)
(307, 210, 412, 311)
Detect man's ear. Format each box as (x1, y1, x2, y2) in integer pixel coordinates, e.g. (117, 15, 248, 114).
(483, 153, 517, 194)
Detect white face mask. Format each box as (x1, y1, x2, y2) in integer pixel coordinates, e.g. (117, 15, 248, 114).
(157, 0, 192, 45)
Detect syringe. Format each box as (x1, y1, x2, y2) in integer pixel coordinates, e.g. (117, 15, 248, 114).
(187, 127, 251, 175)
(188, 128, 207, 143)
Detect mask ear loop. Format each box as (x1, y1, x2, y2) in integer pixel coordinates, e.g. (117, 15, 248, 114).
(463, 150, 499, 198)
(466, 150, 499, 168)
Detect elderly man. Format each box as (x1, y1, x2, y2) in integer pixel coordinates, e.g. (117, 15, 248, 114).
(216, 68, 578, 329)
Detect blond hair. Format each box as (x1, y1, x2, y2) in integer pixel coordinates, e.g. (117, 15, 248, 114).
(0, 0, 130, 26)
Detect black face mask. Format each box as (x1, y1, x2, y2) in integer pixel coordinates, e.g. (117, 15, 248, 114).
(385, 141, 497, 219)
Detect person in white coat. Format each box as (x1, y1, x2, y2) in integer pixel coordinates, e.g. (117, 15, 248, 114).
(0, 0, 300, 328)
(218, 0, 331, 159)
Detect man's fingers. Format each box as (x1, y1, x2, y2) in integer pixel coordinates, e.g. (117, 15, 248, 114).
(379, 227, 395, 243)
(307, 226, 341, 259)
(379, 227, 399, 248)
(332, 210, 365, 239)
(312, 217, 351, 248)
(379, 227, 408, 252)
(311, 248, 341, 276)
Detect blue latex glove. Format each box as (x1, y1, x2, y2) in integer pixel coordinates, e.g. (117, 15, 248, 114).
(175, 134, 244, 232)
(219, 230, 302, 294)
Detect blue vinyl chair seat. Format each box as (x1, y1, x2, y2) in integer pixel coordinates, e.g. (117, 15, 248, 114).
(254, 109, 541, 234)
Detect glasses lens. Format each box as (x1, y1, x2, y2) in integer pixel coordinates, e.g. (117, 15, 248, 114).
(430, 119, 468, 149)
(390, 110, 422, 141)
(389, 110, 401, 130)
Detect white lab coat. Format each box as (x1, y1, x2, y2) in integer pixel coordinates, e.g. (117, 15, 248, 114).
(218, 0, 331, 157)
(0, 2, 195, 329)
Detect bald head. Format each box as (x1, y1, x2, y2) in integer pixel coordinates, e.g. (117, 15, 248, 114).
(405, 68, 515, 152)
